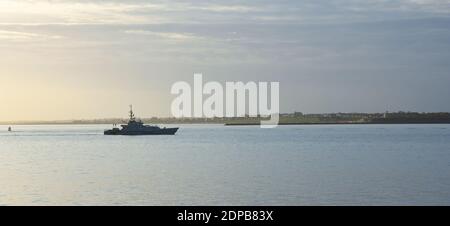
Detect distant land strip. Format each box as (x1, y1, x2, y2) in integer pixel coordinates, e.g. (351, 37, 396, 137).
(225, 121, 450, 126)
(2, 112, 450, 125)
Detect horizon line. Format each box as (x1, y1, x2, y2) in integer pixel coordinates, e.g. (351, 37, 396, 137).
(1, 111, 449, 125)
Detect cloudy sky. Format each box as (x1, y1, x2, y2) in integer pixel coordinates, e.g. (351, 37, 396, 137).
(1, 0, 449, 121)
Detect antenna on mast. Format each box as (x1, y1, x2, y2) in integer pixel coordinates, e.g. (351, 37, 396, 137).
(129, 105, 135, 121)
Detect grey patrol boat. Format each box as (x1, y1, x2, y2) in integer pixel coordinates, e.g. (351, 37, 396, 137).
(104, 106, 178, 135)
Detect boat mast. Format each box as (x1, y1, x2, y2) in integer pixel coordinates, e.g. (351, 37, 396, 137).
(129, 105, 136, 121)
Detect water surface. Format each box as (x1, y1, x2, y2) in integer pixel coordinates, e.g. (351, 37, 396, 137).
(0, 124, 449, 205)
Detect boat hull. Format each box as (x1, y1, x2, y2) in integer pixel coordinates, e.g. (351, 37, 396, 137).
(104, 128, 179, 135)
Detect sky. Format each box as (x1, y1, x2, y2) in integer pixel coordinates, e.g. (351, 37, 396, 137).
(1, 0, 450, 121)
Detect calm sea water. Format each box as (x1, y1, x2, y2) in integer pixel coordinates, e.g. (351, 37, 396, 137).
(0, 124, 449, 206)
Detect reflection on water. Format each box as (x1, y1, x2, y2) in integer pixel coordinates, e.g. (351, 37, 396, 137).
(0, 124, 450, 205)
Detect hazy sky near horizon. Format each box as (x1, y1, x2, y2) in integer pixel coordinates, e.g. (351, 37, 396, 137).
(1, 0, 450, 121)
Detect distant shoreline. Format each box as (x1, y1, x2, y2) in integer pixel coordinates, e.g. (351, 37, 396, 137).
(2, 111, 450, 126)
(225, 122, 450, 126)
(2, 122, 450, 126)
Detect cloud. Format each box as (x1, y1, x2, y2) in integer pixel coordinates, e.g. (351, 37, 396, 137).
(337, 0, 450, 14)
(0, 1, 168, 25)
(188, 5, 259, 13)
(0, 0, 263, 25)
(1, 0, 446, 27)
(124, 30, 202, 41)
(0, 30, 63, 41)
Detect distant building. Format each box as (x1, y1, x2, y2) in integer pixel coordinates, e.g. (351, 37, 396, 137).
(294, 112, 303, 117)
